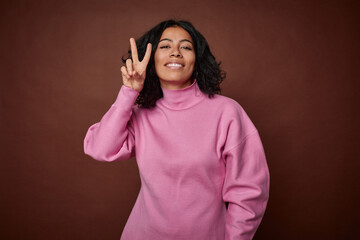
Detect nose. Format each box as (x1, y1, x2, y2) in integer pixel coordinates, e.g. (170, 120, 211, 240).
(170, 48, 182, 57)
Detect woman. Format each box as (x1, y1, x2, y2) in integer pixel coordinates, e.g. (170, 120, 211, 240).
(84, 19, 270, 240)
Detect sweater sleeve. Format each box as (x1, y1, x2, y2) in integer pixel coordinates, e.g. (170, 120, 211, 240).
(222, 108, 270, 240)
(83, 85, 139, 162)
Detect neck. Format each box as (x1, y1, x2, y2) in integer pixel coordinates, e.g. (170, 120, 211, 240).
(157, 79, 205, 110)
(160, 79, 194, 90)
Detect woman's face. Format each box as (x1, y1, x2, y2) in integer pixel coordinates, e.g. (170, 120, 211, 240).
(154, 26, 196, 90)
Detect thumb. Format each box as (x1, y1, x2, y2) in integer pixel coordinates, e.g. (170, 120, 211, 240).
(133, 71, 143, 82)
(133, 71, 139, 79)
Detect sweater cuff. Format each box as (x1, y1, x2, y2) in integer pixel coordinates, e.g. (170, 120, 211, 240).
(113, 85, 140, 111)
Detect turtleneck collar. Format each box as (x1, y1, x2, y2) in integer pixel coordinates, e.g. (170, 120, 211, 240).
(157, 79, 206, 110)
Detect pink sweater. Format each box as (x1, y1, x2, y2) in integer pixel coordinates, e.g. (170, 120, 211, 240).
(84, 80, 269, 240)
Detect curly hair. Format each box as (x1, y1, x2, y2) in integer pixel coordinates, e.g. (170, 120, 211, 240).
(122, 19, 226, 109)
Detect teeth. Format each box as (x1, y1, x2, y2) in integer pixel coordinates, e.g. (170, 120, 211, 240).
(166, 63, 183, 67)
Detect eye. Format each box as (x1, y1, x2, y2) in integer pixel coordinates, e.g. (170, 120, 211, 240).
(182, 46, 192, 50)
(159, 45, 170, 49)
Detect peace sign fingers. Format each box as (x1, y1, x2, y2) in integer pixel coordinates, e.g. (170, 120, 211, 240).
(122, 38, 152, 92)
(130, 38, 152, 65)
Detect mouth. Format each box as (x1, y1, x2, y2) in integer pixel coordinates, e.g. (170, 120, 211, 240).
(165, 62, 184, 69)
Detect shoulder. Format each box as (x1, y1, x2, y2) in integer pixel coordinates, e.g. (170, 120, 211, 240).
(210, 93, 257, 135)
(209, 94, 247, 118)
(208, 94, 259, 153)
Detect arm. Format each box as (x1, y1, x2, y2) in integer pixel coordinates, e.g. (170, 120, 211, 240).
(83, 85, 139, 162)
(84, 38, 152, 161)
(222, 130, 270, 240)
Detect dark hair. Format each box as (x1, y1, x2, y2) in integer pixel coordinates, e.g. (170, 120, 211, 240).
(122, 19, 226, 108)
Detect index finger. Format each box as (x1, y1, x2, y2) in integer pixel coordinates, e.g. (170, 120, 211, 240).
(130, 38, 139, 62)
(141, 43, 152, 65)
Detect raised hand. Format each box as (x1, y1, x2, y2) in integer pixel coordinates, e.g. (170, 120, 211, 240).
(121, 38, 152, 92)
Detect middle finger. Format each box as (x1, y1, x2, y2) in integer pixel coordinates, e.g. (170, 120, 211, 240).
(130, 38, 139, 63)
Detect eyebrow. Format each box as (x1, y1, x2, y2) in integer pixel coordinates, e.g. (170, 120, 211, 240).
(159, 38, 193, 44)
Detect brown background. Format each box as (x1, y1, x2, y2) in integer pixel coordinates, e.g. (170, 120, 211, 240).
(1, 0, 359, 239)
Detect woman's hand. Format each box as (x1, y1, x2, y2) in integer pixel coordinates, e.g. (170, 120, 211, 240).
(121, 38, 152, 92)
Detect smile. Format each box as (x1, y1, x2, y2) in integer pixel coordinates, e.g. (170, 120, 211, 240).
(165, 63, 184, 68)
